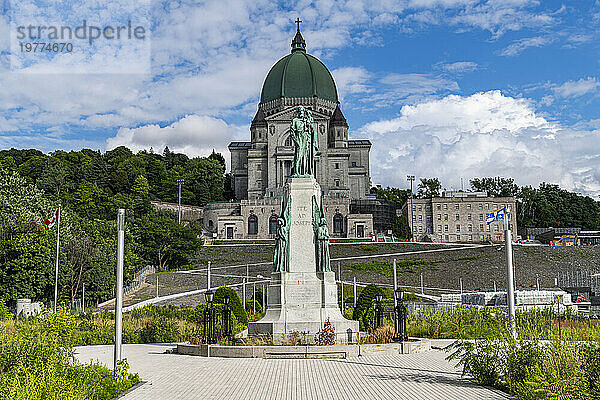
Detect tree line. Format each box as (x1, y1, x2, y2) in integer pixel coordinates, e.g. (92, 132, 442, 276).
(371, 177, 600, 238)
(0, 146, 231, 305)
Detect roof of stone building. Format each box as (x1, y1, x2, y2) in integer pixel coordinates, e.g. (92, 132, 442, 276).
(260, 30, 338, 104)
(330, 104, 348, 127)
(228, 141, 252, 148)
(348, 139, 372, 146)
(251, 108, 267, 128)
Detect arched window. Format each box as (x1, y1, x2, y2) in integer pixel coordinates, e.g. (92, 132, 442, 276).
(333, 213, 343, 234)
(208, 220, 213, 228)
(269, 215, 278, 235)
(248, 215, 258, 235)
(284, 135, 293, 147)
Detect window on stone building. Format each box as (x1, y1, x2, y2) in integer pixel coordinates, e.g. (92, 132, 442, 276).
(455, 204, 459, 210)
(248, 215, 258, 235)
(469, 235, 473, 241)
(418, 205, 422, 211)
(445, 235, 449, 241)
(455, 214, 460, 221)
(444, 204, 448, 210)
(486, 225, 490, 232)
(467, 204, 471, 210)
(467, 214, 471, 220)
(468, 224, 472, 232)
(285, 136, 293, 146)
(437, 204, 441, 210)
(208, 220, 213, 228)
(437, 214, 441, 220)
(269, 215, 278, 235)
(478, 204, 483, 210)
(494, 225, 499, 232)
(351, 161, 357, 167)
(438, 225, 442, 232)
(493, 204, 498, 210)
(335, 163, 339, 169)
(479, 214, 483, 221)
(479, 224, 484, 231)
(418, 215, 422, 221)
(444, 225, 448, 232)
(456, 235, 460, 241)
(333, 213, 343, 234)
(335, 179, 340, 187)
(444, 214, 448, 221)
(456, 225, 460, 232)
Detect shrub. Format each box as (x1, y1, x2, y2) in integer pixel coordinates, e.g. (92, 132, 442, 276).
(352, 284, 381, 323)
(315, 319, 336, 345)
(139, 316, 181, 343)
(245, 300, 263, 316)
(214, 286, 248, 325)
(0, 312, 139, 399)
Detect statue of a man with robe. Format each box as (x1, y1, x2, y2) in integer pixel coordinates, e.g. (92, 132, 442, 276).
(290, 105, 318, 177)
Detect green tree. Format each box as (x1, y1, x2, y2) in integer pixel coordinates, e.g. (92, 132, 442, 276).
(370, 186, 411, 208)
(417, 178, 441, 198)
(470, 177, 519, 197)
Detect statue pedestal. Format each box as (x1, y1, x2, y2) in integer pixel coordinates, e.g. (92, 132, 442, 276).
(248, 177, 359, 344)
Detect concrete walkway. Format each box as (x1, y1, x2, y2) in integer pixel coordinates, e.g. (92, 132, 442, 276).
(75, 344, 513, 400)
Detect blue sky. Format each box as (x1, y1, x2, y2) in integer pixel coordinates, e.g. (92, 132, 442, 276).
(1, 1, 600, 196)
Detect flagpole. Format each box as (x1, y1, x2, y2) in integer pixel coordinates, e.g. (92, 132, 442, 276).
(54, 204, 61, 313)
(504, 206, 517, 340)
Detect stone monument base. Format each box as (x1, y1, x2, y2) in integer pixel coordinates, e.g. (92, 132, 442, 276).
(248, 271, 359, 344)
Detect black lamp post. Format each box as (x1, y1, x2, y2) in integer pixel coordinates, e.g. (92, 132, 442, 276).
(374, 293, 383, 328)
(204, 290, 216, 344)
(394, 288, 408, 342)
(222, 294, 231, 341)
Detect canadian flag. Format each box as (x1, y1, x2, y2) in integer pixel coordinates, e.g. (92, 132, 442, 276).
(44, 209, 60, 229)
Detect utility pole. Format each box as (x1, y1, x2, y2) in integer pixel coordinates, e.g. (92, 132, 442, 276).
(114, 209, 125, 370)
(393, 259, 398, 308)
(54, 204, 61, 312)
(242, 277, 246, 309)
(407, 175, 415, 242)
(504, 207, 517, 340)
(177, 179, 184, 224)
(339, 263, 344, 311)
(207, 261, 211, 290)
(353, 277, 357, 307)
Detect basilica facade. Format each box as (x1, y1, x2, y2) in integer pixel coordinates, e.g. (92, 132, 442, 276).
(204, 28, 375, 240)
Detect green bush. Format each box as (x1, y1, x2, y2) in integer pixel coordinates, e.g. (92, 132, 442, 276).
(352, 284, 381, 322)
(245, 300, 262, 316)
(447, 336, 600, 399)
(139, 316, 181, 343)
(0, 311, 139, 399)
(214, 286, 248, 325)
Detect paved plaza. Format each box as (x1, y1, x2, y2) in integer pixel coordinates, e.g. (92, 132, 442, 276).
(75, 344, 513, 399)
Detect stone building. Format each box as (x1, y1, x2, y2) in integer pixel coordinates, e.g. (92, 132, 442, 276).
(399, 191, 518, 243)
(204, 27, 375, 239)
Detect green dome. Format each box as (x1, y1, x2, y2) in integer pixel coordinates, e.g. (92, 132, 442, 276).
(260, 40, 338, 104)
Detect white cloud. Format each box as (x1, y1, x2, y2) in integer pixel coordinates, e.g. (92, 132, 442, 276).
(552, 77, 600, 98)
(435, 61, 479, 73)
(106, 115, 245, 160)
(500, 36, 552, 56)
(331, 67, 372, 100)
(359, 90, 600, 197)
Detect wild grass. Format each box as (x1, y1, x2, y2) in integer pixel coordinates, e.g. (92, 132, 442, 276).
(0, 308, 139, 400)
